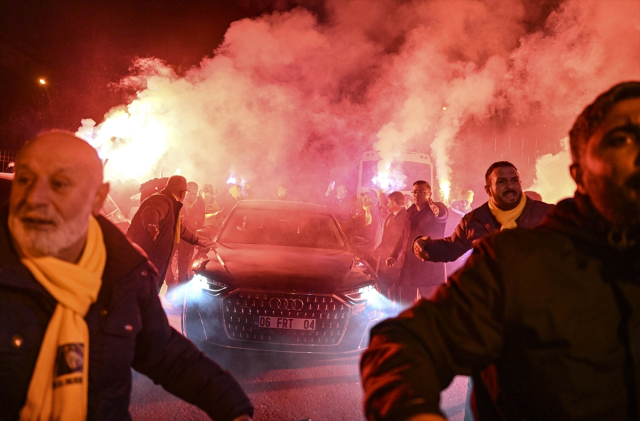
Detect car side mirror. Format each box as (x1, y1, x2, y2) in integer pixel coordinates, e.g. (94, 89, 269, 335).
(350, 236, 370, 249)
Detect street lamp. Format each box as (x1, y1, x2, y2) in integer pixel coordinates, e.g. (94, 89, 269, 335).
(37, 78, 54, 125)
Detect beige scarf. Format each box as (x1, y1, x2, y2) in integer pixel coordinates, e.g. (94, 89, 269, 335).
(19, 216, 106, 421)
(488, 193, 527, 230)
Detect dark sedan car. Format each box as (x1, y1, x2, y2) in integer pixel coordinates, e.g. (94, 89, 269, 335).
(182, 200, 381, 353)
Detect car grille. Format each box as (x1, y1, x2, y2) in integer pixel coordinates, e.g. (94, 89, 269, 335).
(222, 290, 351, 346)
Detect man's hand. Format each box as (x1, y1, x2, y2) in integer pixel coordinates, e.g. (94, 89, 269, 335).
(413, 236, 431, 261)
(232, 415, 252, 421)
(429, 197, 439, 217)
(145, 224, 159, 241)
(408, 415, 447, 421)
(385, 256, 396, 267)
(196, 236, 214, 248)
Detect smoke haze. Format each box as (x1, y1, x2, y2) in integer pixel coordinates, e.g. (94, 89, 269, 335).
(77, 0, 640, 203)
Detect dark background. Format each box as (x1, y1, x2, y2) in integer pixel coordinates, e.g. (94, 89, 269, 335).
(0, 0, 325, 151)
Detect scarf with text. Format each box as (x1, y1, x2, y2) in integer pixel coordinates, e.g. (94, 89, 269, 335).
(19, 216, 106, 421)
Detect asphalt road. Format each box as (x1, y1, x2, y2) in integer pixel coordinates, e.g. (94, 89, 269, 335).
(129, 305, 468, 421)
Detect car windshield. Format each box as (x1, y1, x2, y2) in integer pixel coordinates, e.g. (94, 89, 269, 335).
(218, 208, 346, 250)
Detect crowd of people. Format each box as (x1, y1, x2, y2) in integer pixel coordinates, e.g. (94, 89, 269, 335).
(0, 81, 638, 421)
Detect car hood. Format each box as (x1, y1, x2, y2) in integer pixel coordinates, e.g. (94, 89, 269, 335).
(199, 243, 374, 294)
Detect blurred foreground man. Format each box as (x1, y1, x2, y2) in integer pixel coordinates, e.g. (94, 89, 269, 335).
(361, 82, 640, 420)
(0, 132, 253, 420)
(127, 175, 210, 292)
(385, 181, 447, 305)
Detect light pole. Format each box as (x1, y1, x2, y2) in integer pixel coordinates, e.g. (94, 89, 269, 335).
(38, 78, 54, 126)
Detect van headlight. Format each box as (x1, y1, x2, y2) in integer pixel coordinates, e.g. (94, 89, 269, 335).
(191, 274, 228, 295)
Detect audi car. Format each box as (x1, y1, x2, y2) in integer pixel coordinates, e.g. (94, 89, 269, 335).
(181, 200, 381, 354)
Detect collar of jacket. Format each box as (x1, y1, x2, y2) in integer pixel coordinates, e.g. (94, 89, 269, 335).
(0, 206, 150, 296)
(543, 193, 640, 251)
(158, 188, 183, 212)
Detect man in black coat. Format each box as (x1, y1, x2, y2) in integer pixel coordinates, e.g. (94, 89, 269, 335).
(413, 161, 554, 264)
(165, 181, 206, 301)
(361, 82, 640, 421)
(0, 132, 253, 420)
(373, 191, 407, 300)
(385, 180, 447, 305)
(127, 175, 210, 292)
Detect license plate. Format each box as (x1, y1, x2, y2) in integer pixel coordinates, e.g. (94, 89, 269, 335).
(254, 316, 316, 330)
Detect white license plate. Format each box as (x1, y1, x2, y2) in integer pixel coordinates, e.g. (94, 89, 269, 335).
(254, 316, 316, 330)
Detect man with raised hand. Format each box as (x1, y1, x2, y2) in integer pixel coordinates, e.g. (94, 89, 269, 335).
(385, 180, 448, 305)
(361, 81, 640, 420)
(0, 132, 253, 420)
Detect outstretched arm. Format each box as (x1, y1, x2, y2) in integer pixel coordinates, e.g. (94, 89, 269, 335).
(132, 273, 253, 421)
(419, 217, 475, 262)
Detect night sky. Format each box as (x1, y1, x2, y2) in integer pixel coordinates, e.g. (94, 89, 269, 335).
(0, 0, 322, 150)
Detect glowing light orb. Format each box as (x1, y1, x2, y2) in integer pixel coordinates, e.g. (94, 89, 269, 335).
(39, 79, 46, 85)
(372, 162, 407, 193)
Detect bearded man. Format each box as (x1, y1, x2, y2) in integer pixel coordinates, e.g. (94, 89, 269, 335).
(0, 132, 253, 420)
(361, 81, 640, 421)
(412, 162, 553, 266)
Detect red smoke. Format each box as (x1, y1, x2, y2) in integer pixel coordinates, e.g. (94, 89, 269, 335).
(78, 0, 640, 203)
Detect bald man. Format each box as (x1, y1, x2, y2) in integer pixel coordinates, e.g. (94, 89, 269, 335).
(0, 132, 253, 420)
(127, 175, 211, 292)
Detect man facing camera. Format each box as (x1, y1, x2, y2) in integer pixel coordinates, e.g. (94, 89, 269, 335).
(0, 132, 252, 421)
(385, 180, 448, 305)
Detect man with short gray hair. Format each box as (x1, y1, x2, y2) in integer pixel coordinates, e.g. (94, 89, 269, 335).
(0, 132, 253, 420)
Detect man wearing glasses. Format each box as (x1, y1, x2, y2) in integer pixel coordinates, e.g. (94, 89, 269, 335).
(385, 180, 448, 305)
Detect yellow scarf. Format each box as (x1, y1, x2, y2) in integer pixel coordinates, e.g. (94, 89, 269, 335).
(19, 216, 106, 421)
(172, 193, 181, 244)
(488, 193, 527, 230)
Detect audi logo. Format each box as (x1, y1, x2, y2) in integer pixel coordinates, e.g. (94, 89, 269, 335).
(269, 297, 304, 311)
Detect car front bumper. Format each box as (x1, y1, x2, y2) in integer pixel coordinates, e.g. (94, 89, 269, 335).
(182, 287, 380, 354)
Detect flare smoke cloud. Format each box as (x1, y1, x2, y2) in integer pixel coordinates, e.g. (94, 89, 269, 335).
(78, 0, 640, 203)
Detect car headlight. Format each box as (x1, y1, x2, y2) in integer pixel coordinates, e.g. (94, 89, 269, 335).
(191, 274, 228, 295)
(342, 284, 377, 303)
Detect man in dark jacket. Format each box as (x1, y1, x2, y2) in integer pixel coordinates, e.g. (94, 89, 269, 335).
(0, 132, 253, 420)
(127, 175, 210, 292)
(413, 162, 554, 421)
(361, 82, 640, 421)
(374, 191, 407, 300)
(165, 181, 206, 301)
(412, 161, 554, 264)
(385, 180, 447, 305)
